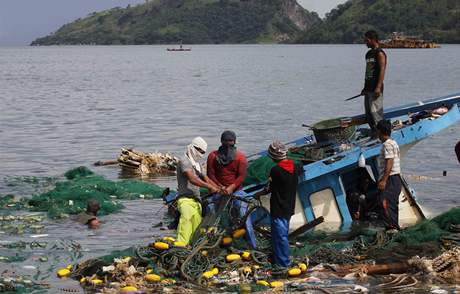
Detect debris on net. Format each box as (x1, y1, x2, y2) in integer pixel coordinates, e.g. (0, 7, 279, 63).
(68, 197, 312, 293)
(0, 213, 45, 235)
(0, 269, 49, 293)
(64, 201, 460, 292)
(25, 166, 167, 219)
(409, 246, 460, 283)
(0, 195, 29, 211)
(68, 234, 311, 293)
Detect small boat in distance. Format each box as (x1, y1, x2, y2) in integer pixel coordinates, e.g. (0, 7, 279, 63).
(166, 44, 191, 52)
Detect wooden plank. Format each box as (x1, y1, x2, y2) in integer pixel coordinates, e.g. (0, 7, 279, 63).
(288, 216, 324, 240)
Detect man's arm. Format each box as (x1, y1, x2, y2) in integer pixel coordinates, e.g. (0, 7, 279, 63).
(203, 175, 222, 193)
(254, 175, 273, 200)
(378, 158, 393, 191)
(185, 170, 219, 193)
(206, 153, 223, 187)
(375, 51, 387, 97)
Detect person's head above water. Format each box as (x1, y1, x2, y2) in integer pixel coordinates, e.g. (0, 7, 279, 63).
(88, 218, 100, 229)
(86, 199, 101, 216)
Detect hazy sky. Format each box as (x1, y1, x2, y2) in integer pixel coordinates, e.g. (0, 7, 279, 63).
(0, 0, 346, 45)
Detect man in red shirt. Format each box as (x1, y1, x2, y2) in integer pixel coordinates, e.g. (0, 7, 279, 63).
(207, 130, 247, 195)
(207, 130, 256, 248)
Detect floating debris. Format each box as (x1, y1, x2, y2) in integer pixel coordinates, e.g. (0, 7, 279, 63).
(0, 273, 47, 292)
(117, 148, 179, 175)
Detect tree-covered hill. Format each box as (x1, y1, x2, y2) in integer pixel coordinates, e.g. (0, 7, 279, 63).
(297, 0, 460, 44)
(31, 0, 320, 45)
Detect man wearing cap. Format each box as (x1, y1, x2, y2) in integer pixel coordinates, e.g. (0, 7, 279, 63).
(77, 199, 101, 229)
(255, 141, 299, 267)
(176, 137, 221, 245)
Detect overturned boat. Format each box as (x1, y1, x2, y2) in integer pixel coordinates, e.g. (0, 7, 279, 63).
(243, 92, 460, 233)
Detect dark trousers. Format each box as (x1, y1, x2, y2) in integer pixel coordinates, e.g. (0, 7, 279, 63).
(379, 175, 402, 230)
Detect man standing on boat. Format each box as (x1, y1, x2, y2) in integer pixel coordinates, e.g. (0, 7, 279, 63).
(175, 137, 221, 245)
(206, 130, 257, 249)
(376, 120, 402, 231)
(255, 141, 299, 267)
(362, 30, 387, 136)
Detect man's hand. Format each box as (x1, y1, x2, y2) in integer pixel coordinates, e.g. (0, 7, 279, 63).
(209, 186, 219, 194)
(377, 179, 387, 191)
(361, 88, 366, 95)
(223, 186, 234, 196)
(217, 186, 226, 195)
(374, 87, 382, 98)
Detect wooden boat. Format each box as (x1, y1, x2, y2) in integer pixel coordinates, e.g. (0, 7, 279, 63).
(244, 92, 460, 232)
(380, 33, 440, 49)
(166, 46, 191, 52)
(164, 93, 460, 234)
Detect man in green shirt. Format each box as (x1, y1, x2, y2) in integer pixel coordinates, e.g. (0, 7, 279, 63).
(362, 30, 387, 136)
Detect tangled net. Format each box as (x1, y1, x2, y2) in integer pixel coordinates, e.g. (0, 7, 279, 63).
(1, 166, 167, 219)
(58, 197, 460, 292)
(68, 197, 312, 292)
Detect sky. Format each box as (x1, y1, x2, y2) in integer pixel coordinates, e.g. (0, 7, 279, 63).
(0, 0, 346, 45)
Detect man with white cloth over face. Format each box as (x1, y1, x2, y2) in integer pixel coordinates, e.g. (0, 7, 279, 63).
(176, 137, 221, 245)
(207, 130, 257, 249)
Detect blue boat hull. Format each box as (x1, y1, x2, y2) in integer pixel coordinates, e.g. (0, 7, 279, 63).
(245, 93, 460, 232)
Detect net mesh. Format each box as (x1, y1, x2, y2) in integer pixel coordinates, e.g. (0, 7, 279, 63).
(244, 155, 303, 186)
(292, 208, 460, 264)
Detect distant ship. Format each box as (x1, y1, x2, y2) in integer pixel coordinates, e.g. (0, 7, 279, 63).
(380, 32, 440, 49)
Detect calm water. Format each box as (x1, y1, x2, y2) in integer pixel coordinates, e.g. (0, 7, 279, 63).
(0, 45, 459, 291)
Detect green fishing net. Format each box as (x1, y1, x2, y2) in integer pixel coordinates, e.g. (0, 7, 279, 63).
(25, 166, 166, 219)
(244, 156, 276, 186)
(244, 155, 303, 186)
(292, 208, 460, 265)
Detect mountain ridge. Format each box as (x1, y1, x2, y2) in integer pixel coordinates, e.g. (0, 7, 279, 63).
(31, 0, 320, 45)
(297, 0, 460, 44)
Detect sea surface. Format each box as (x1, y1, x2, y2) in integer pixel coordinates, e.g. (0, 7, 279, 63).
(0, 45, 459, 292)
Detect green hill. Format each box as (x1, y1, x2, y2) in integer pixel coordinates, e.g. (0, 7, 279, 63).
(297, 0, 460, 44)
(31, 0, 320, 45)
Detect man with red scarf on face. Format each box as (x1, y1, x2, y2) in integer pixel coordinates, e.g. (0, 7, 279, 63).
(207, 130, 257, 249)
